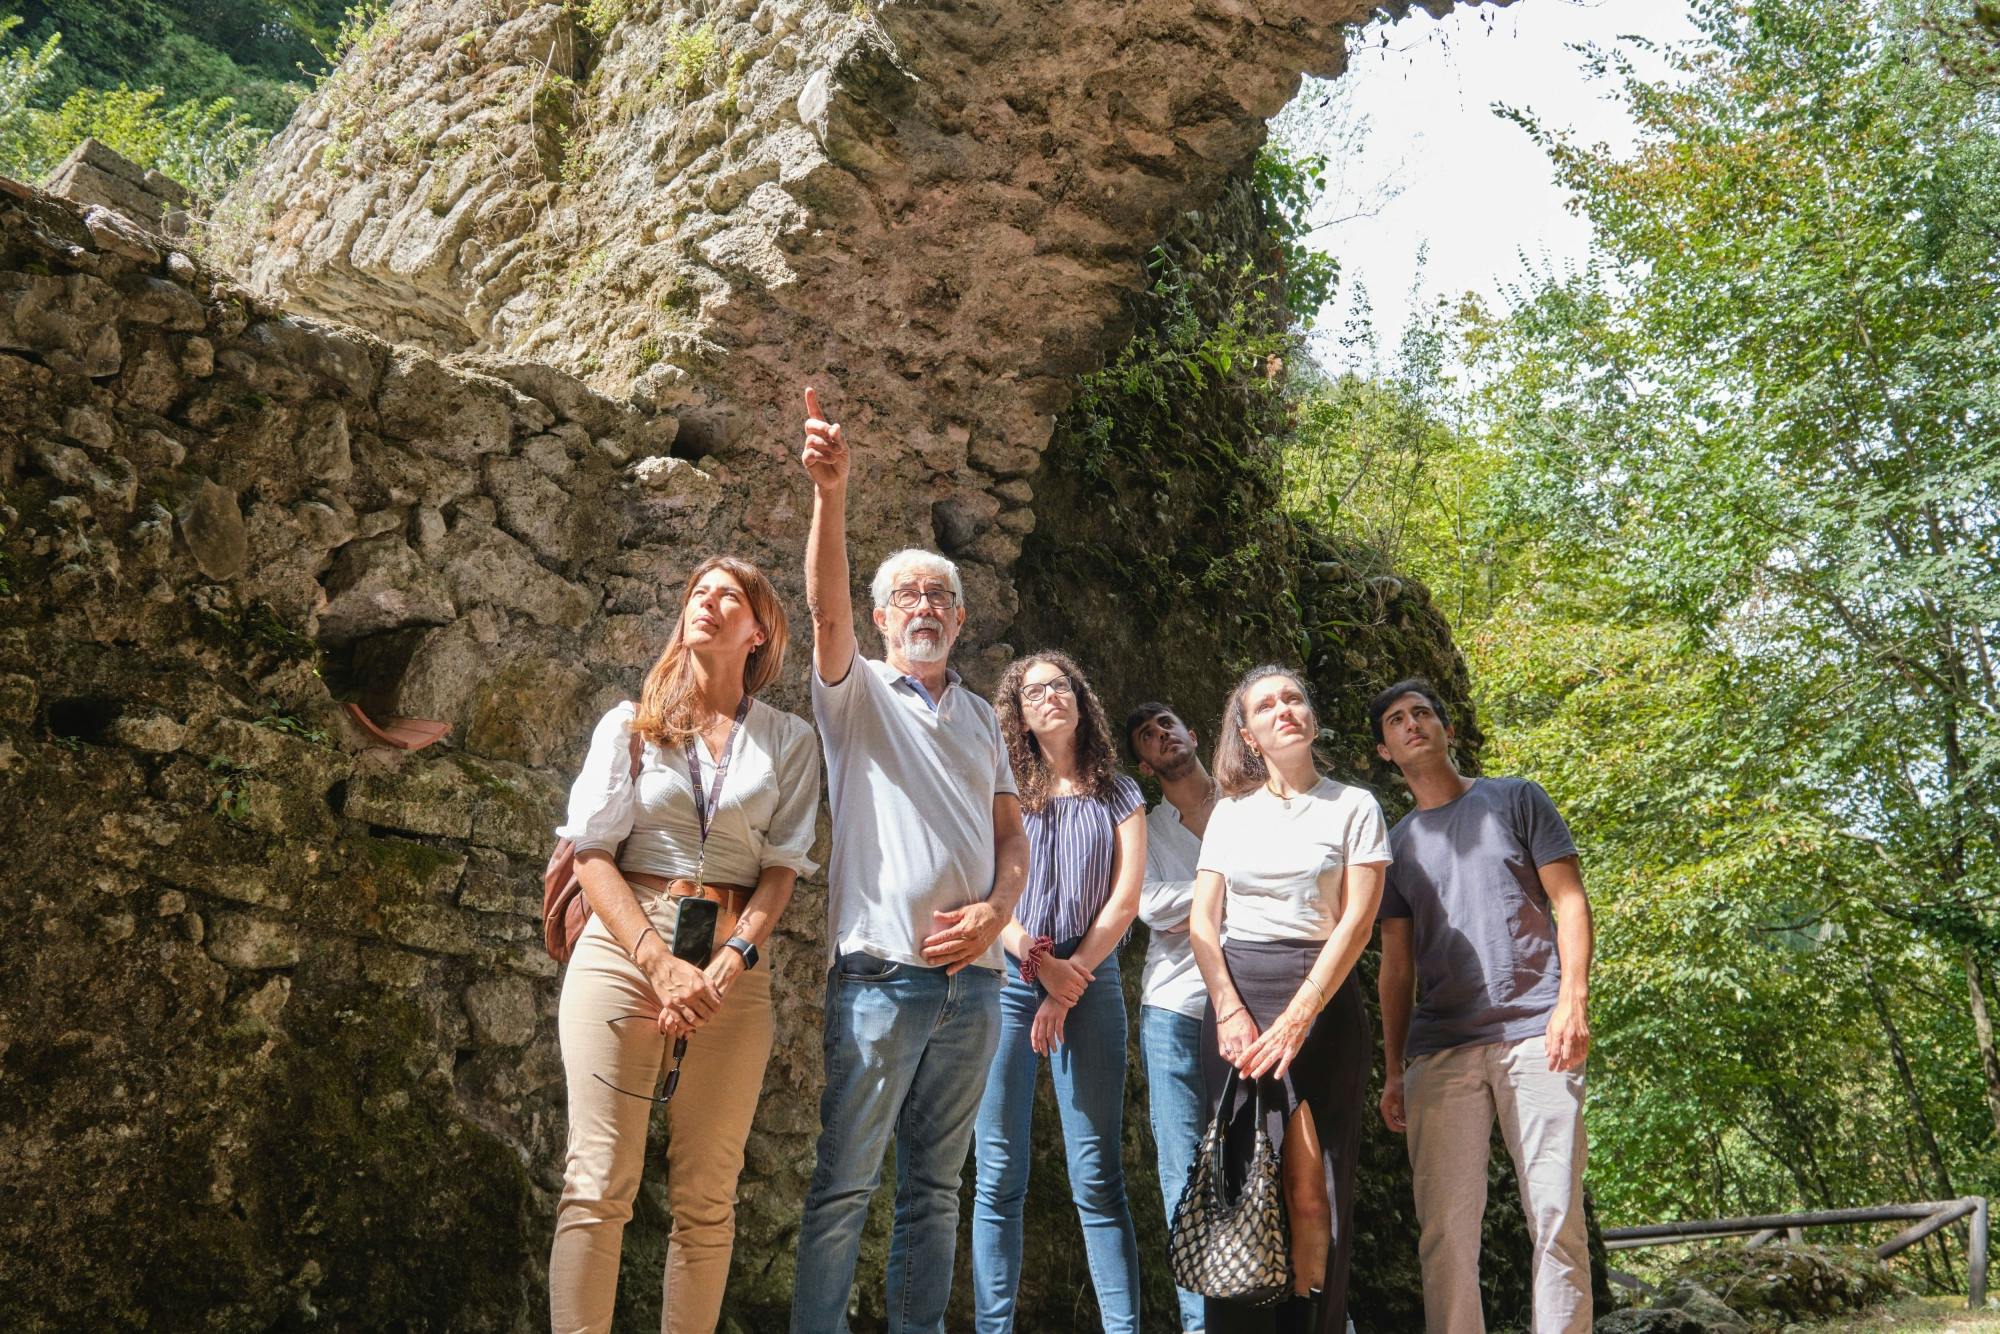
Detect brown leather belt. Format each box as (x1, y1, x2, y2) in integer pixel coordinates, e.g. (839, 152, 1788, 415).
(628, 872, 754, 941)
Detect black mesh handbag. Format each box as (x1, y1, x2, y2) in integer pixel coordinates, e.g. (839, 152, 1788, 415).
(1168, 1067, 1292, 1305)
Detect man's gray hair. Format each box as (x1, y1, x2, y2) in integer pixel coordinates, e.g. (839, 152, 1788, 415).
(870, 548, 965, 610)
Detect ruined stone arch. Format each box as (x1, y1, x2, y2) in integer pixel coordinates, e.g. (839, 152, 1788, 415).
(0, 1, 1603, 1329)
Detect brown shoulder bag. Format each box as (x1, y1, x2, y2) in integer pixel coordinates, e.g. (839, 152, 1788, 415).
(542, 728, 644, 963)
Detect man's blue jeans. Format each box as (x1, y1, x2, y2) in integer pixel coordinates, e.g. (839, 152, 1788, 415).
(1141, 1004, 1208, 1333)
(970, 951, 1142, 1333)
(790, 952, 1001, 1334)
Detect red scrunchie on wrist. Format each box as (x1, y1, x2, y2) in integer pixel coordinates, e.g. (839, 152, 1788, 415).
(1018, 935, 1056, 986)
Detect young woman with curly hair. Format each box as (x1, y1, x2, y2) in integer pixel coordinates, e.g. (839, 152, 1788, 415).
(971, 650, 1148, 1332)
(551, 555, 821, 1334)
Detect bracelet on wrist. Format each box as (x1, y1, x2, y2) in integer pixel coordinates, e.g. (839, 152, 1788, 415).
(633, 925, 662, 959)
(1215, 1004, 1247, 1025)
(1301, 976, 1326, 1010)
(1018, 935, 1056, 986)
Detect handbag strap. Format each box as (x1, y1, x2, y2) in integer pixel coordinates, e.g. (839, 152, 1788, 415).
(1206, 1064, 1283, 1207)
(1207, 1067, 1240, 1198)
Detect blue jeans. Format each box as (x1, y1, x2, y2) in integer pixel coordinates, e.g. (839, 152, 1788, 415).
(1141, 1004, 1208, 1333)
(790, 952, 1002, 1334)
(970, 950, 1142, 1333)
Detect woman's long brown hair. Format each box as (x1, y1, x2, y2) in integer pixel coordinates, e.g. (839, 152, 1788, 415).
(994, 650, 1122, 815)
(1213, 663, 1321, 797)
(633, 556, 789, 747)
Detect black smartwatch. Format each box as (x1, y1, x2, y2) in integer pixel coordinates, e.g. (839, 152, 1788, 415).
(723, 935, 759, 969)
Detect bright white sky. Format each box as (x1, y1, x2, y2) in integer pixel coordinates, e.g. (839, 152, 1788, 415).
(1278, 0, 1700, 365)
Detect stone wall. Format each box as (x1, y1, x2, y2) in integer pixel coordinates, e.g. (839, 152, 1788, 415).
(0, 182, 834, 1330)
(46, 137, 194, 236)
(219, 0, 1507, 693)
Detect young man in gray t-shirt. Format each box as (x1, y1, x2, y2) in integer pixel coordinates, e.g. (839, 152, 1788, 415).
(1371, 678, 1595, 1334)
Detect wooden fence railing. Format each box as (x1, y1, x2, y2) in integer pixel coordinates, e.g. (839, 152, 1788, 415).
(1599, 1197, 1990, 1309)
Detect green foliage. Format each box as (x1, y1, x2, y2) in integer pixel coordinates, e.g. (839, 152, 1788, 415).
(0, 21, 63, 179)
(719, 48, 750, 117)
(1485, 0, 2000, 943)
(4, 1, 345, 132)
(1293, 1, 2000, 1282)
(1074, 249, 1279, 469)
(655, 21, 720, 100)
(256, 705, 330, 746)
(1068, 140, 1340, 488)
(0, 17, 267, 196)
(1281, 300, 1513, 630)
(318, 0, 396, 71)
(1253, 143, 1340, 320)
(206, 755, 253, 824)
(575, 0, 636, 41)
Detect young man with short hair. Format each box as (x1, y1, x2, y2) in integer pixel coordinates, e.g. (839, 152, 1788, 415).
(1371, 678, 1594, 1334)
(1123, 702, 1216, 1334)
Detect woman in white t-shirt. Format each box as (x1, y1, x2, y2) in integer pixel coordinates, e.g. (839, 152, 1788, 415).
(1188, 665, 1390, 1334)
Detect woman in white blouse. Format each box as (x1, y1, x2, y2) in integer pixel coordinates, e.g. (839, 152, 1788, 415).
(1188, 665, 1390, 1334)
(551, 555, 822, 1334)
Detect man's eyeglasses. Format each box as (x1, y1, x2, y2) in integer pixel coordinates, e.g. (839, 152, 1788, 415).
(888, 586, 958, 611)
(1020, 678, 1074, 705)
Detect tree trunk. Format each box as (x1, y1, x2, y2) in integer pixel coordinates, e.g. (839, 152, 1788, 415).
(1961, 947, 2000, 1147)
(1868, 964, 1957, 1199)
(1874, 966, 1961, 1288)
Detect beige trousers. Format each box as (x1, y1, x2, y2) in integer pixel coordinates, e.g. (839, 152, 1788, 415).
(550, 895, 775, 1334)
(1404, 1033, 1590, 1334)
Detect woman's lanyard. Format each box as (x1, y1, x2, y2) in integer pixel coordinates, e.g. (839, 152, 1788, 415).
(685, 694, 751, 886)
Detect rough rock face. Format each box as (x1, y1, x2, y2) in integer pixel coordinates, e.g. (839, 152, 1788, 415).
(1661, 1247, 1899, 1326)
(0, 183, 831, 1330)
(220, 0, 1504, 682)
(46, 137, 193, 235)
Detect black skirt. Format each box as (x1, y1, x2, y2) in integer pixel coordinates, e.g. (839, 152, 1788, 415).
(1199, 938, 1370, 1334)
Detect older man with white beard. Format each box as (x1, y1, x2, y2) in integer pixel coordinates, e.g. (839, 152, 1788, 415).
(790, 388, 1030, 1334)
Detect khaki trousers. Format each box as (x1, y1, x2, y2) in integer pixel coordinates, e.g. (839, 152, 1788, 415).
(551, 896, 775, 1334)
(1404, 1033, 1590, 1334)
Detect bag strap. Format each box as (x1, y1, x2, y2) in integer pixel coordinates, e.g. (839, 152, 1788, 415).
(1206, 1067, 1240, 1201)
(626, 728, 643, 781)
(1205, 1064, 1286, 1206)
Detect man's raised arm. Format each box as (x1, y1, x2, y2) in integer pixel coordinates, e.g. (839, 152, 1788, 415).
(802, 386, 857, 684)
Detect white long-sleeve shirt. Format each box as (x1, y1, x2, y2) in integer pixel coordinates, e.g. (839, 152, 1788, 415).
(1138, 800, 1207, 1017)
(556, 699, 822, 887)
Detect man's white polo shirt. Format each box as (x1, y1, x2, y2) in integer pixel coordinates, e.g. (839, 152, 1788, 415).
(812, 646, 1016, 970)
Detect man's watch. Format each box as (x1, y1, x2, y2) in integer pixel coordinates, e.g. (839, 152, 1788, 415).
(723, 935, 759, 969)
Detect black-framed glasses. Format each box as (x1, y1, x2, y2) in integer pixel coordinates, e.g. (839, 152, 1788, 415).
(594, 1014, 690, 1106)
(888, 585, 958, 610)
(1020, 677, 1074, 705)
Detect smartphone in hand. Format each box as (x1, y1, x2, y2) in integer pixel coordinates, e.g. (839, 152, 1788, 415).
(672, 898, 720, 968)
